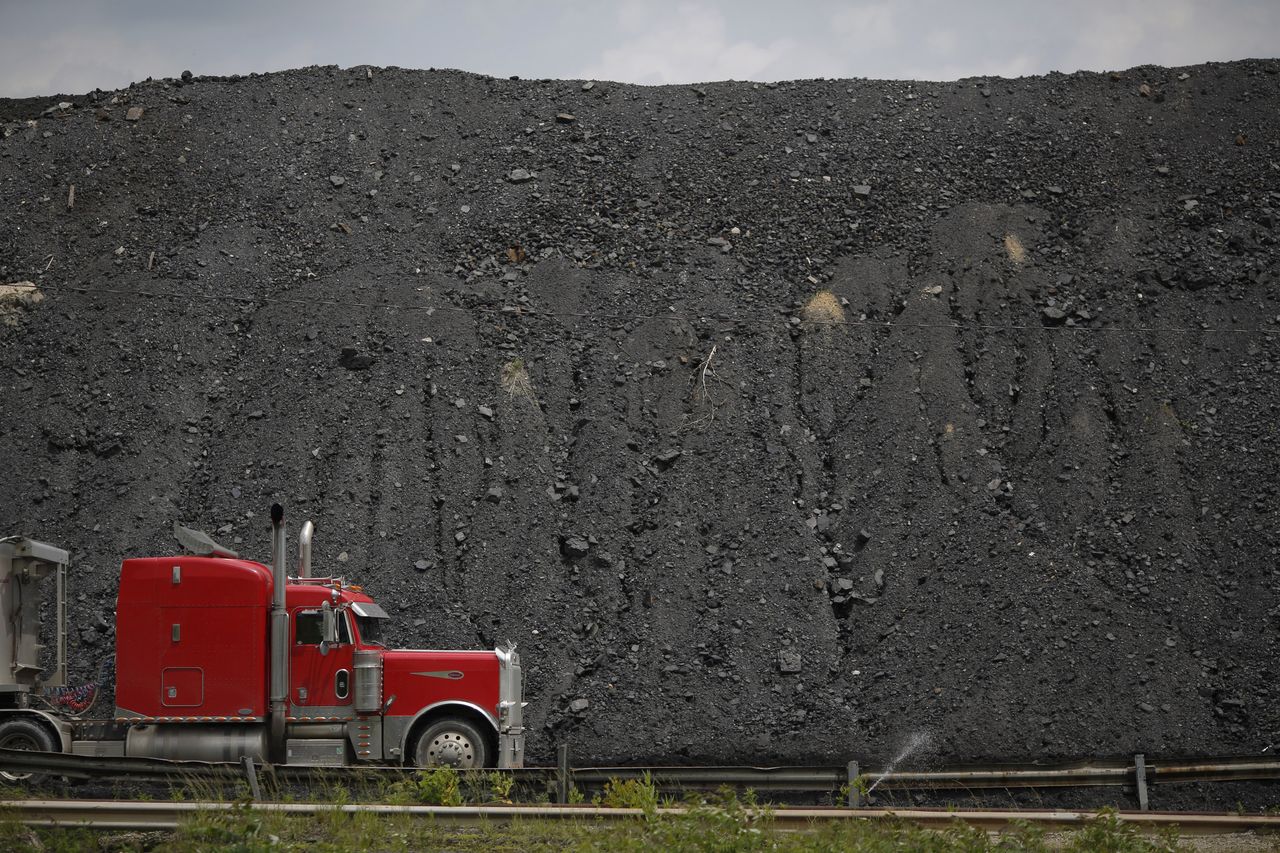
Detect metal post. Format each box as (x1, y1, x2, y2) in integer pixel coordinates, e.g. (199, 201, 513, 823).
(242, 756, 262, 801)
(557, 743, 570, 804)
(846, 760, 861, 807)
(1134, 753, 1148, 811)
(54, 558, 67, 686)
(268, 504, 289, 764)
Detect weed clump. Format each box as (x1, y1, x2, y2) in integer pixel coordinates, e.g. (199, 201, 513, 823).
(600, 771, 659, 816)
(460, 769, 516, 803)
(387, 766, 463, 806)
(500, 358, 535, 399)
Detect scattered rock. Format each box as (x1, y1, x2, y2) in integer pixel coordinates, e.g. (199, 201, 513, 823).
(508, 168, 533, 183)
(1041, 306, 1068, 325)
(338, 347, 375, 370)
(125, 106, 145, 121)
(329, 175, 346, 187)
(0, 59, 1273, 777)
(653, 449, 682, 469)
(560, 536, 591, 559)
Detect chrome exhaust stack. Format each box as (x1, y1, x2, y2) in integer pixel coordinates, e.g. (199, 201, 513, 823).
(298, 520, 314, 578)
(268, 504, 289, 763)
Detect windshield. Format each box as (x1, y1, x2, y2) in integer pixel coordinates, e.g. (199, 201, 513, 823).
(355, 614, 387, 646)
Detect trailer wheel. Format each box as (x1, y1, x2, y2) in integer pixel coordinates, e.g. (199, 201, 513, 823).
(0, 718, 57, 784)
(410, 717, 490, 770)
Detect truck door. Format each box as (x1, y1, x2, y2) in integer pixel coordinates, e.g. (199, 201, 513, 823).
(289, 607, 355, 717)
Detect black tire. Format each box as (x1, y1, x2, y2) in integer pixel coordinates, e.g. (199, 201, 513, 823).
(0, 717, 57, 784)
(409, 717, 491, 770)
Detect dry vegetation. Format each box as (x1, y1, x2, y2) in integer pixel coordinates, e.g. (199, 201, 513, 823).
(1003, 233, 1027, 264)
(801, 290, 846, 326)
(500, 358, 535, 399)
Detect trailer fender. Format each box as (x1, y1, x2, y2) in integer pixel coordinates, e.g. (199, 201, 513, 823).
(0, 709, 71, 754)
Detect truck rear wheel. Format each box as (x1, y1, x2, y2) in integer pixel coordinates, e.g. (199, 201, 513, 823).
(410, 717, 490, 770)
(0, 718, 57, 784)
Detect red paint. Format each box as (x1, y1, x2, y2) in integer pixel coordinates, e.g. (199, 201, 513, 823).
(115, 557, 272, 718)
(380, 649, 501, 725)
(114, 556, 503, 739)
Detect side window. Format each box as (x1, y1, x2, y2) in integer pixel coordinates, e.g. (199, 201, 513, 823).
(295, 612, 322, 645)
(294, 610, 352, 645)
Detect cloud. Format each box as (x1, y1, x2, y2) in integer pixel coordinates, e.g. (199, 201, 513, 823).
(580, 1, 800, 84)
(830, 2, 897, 45)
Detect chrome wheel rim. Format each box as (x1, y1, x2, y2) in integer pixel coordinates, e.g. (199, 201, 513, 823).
(420, 730, 478, 768)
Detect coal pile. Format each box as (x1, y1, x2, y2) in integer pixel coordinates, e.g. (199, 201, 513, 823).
(1, 61, 1278, 769)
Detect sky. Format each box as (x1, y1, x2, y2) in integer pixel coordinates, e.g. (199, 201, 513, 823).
(0, 0, 1277, 98)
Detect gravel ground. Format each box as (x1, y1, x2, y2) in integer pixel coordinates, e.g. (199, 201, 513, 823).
(1, 61, 1278, 785)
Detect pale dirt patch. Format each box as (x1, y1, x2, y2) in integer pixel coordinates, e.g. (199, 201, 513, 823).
(1004, 233, 1027, 264)
(801, 290, 845, 326)
(0, 281, 43, 325)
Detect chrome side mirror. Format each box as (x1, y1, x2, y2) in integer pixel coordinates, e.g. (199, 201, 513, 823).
(320, 601, 338, 655)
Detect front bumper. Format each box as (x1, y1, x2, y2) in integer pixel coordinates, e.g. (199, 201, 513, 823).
(495, 646, 526, 769)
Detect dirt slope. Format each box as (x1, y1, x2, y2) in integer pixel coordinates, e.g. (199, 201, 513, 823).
(1, 61, 1278, 768)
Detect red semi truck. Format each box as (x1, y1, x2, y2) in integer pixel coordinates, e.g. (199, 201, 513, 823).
(0, 506, 525, 773)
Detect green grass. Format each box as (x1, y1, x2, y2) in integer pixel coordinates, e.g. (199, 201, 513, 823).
(0, 792, 1196, 853)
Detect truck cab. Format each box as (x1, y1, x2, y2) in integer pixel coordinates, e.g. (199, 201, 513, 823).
(113, 553, 525, 769)
(283, 577, 524, 768)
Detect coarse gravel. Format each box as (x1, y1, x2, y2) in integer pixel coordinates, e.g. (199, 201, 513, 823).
(1, 61, 1278, 783)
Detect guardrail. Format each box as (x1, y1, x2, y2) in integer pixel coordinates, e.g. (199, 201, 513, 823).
(1, 747, 1277, 807)
(5, 799, 1280, 834)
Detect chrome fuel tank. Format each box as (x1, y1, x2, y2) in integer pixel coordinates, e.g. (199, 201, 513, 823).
(126, 724, 268, 762)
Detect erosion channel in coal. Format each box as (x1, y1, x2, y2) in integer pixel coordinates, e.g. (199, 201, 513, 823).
(1, 61, 1278, 779)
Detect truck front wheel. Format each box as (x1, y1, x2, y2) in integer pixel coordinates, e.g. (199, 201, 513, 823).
(410, 717, 490, 770)
(0, 718, 57, 784)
